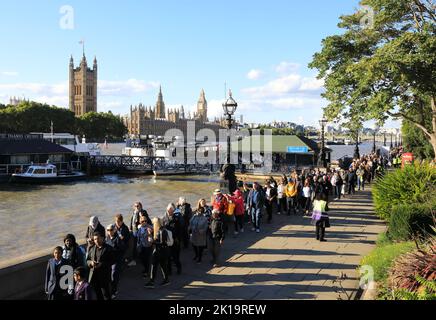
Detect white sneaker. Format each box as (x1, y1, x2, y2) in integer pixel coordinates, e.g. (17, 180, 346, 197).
(127, 260, 136, 267)
(234, 231, 239, 235)
(256, 229, 260, 233)
(240, 228, 244, 233)
(251, 227, 256, 231)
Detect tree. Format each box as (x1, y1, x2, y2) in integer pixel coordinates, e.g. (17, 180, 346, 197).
(402, 119, 435, 159)
(309, 0, 436, 159)
(77, 112, 127, 141)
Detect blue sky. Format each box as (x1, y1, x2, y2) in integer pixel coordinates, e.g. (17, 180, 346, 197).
(0, 0, 399, 128)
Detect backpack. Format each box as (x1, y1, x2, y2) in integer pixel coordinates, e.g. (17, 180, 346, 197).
(164, 229, 174, 247)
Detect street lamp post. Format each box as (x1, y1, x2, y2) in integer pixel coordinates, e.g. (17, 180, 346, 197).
(390, 133, 393, 148)
(221, 89, 238, 194)
(319, 117, 328, 168)
(354, 129, 360, 159)
(372, 125, 379, 153)
(383, 132, 386, 147)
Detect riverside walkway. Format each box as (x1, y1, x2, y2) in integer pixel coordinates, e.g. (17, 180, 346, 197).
(117, 187, 386, 300)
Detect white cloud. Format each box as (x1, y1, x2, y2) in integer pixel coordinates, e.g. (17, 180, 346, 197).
(1, 71, 19, 77)
(246, 69, 263, 80)
(242, 73, 323, 100)
(99, 79, 159, 96)
(275, 62, 300, 74)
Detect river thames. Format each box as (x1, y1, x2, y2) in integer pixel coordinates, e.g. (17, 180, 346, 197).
(0, 175, 219, 267)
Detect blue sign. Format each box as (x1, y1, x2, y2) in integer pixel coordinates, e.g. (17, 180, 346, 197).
(287, 146, 309, 153)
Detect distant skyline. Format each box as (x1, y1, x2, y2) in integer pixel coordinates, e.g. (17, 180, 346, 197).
(0, 0, 400, 128)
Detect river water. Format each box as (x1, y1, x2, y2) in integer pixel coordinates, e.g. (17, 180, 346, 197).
(0, 175, 219, 267)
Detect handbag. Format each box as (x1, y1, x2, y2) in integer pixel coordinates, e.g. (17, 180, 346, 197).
(227, 201, 236, 216)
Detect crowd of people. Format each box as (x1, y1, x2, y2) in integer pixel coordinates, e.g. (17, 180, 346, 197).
(44, 152, 390, 300)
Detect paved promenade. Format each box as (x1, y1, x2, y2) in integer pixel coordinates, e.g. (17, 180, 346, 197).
(117, 187, 386, 300)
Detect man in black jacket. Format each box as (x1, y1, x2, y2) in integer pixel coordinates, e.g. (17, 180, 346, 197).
(209, 210, 225, 267)
(87, 232, 114, 300)
(347, 169, 357, 195)
(177, 197, 192, 249)
(161, 203, 183, 275)
(114, 214, 130, 265)
(105, 224, 126, 299)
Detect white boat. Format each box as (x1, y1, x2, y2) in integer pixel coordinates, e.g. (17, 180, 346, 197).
(10, 163, 87, 183)
(32, 133, 101, 156)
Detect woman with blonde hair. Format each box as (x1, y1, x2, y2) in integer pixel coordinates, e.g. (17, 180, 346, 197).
(145, 217, 170, 288)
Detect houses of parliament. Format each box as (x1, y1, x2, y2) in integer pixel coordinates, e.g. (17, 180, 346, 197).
(123, 87, 225, 137)
(68, 53, 224, 137)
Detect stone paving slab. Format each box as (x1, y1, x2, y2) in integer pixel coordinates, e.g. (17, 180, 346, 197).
(117, 187, 385, 300)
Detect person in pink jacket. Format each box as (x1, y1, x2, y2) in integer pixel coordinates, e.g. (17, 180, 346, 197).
(227, 189, 245, 235)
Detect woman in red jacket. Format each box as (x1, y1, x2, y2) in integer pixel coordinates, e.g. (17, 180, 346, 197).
(227, 189, 245, 235)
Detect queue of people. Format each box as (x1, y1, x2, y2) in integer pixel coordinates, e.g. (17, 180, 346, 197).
(45, 152, 387, 300)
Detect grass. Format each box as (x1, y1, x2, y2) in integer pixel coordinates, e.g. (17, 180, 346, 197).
(360, 233, 415, 283)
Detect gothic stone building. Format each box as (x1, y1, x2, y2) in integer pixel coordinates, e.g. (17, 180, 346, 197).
(69, 54, 97, 117)
(124, 88, 224, 137)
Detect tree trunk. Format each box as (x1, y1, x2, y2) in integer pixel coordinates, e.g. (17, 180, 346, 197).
(432, 96, 436, 161)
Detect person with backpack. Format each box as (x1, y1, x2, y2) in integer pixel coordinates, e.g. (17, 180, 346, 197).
(177, 197, 193, 249)
(311, 193, 330, 242)
(145, 217, 171, 288)
(161, 203, 182, 275)
(226, 189, 245, 234)
(189, 202, 209, 263)
(209, 210, 225, 268)
(137, 216, 154, 278)
(285, 178, 298, 215)
(247, 182, 265, 233)
(129, 202, 152, 267)
(211, 189, 229, 234)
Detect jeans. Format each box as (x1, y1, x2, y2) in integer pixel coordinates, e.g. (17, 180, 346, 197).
(167, 242, 182, 274)
(193, 245, 205, 261)
(315, 220, 325, 240)
(278, 197, 287, 214)
(138, 246, 152, 275)
(150, 247, 169, 282)
(111, 258, 123, 294)
(250, 207, 262, 230)
(303, 197, 311, 213)
(357, 177, 365, 191)
(334, 185, 342, 199)
(286, 196, 297, 215)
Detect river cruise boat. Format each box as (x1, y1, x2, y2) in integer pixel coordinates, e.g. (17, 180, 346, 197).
(10, 163, 86, 183)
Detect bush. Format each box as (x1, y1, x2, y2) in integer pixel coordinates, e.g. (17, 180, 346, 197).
(372, 161, 436, 220)
(388, 203, 435, 241)
(360, 239, 415, 282)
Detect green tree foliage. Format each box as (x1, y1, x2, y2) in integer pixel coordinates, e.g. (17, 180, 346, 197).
(309, 0, 436, 159)
(372, 161, 436, 220)
(76, 111, 127, 141)
(402, 120, 435, 159)
(0, 101, 126, 140)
